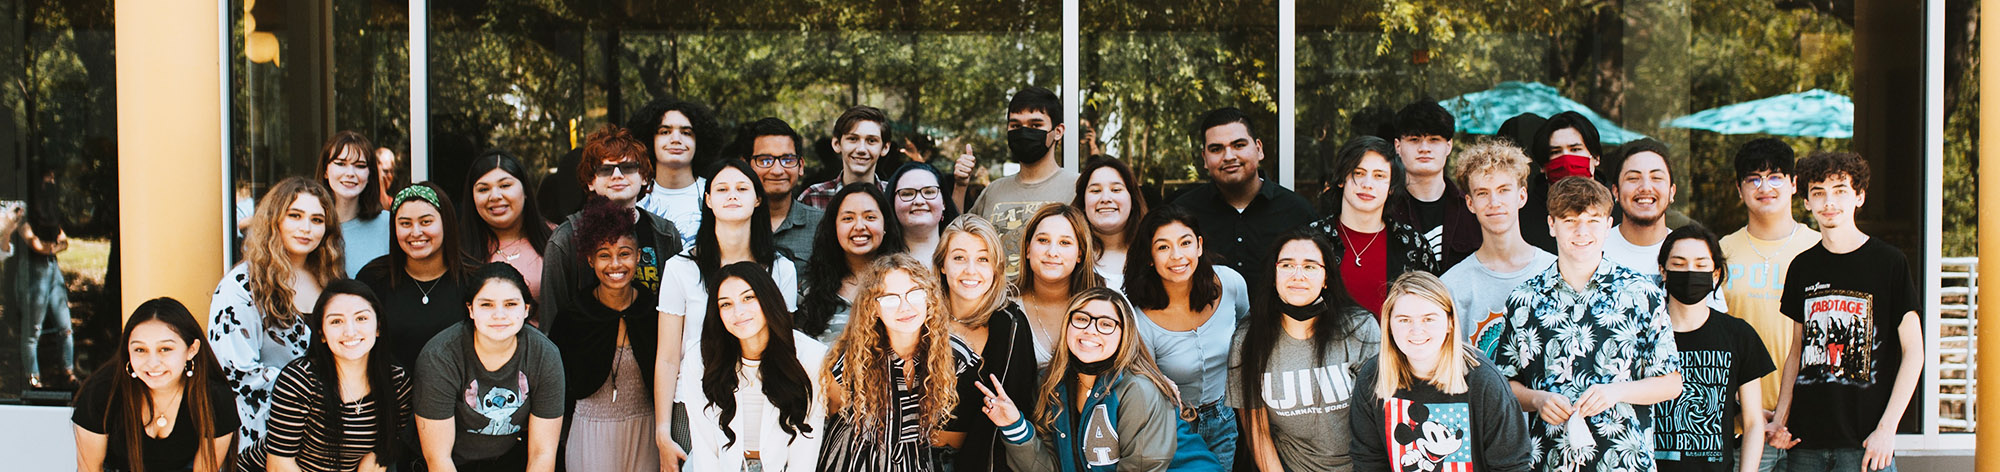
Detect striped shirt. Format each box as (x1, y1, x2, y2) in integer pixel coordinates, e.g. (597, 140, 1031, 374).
(239, 358, 413, 472)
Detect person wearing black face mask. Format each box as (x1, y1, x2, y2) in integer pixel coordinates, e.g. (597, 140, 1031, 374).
(960, 86, 1081, 277)
(1229, 228, 1380, 472)
(1653, 223, 1775, 472)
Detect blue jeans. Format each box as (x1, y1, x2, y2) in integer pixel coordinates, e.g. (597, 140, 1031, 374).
(1195, 402, 1238, 468)
(1785, 448, 1895, 472)
(1729, 442, 1788, 472)
(16, 258, 71, 379)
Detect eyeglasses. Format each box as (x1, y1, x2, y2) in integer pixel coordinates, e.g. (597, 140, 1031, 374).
(751, 154, 801, 169)
(1276, 260, 1326, 277)
(875, 289, 930, 315)
(1068, 311, 1121, 335)
(593, 162, 645, 178)
(1742, 175, 1790, 190)
(895, 186, 942, 202)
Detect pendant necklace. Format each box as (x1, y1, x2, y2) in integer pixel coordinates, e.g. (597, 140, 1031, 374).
(152, 387, 185, 429)
(1338, 224, 1383, 267)
(415, 277, 442, 304)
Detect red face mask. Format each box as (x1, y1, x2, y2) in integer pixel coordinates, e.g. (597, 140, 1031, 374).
(1545, 154, 1593, 182)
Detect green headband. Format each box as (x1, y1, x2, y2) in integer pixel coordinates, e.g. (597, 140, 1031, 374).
(392, 185, 440, 213)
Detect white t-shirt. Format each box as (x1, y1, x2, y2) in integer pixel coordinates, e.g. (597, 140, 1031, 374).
(657, 255, 799, 404)
(1604, 225, 1730, 312)
(638, 177, 705, 251)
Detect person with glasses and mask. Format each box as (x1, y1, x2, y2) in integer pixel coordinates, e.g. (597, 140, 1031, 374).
(735, 118, 824, 267)
(888, 162, 959, 259)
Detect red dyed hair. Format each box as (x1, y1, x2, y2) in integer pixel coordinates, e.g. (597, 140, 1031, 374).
(574, 124, 654, 187)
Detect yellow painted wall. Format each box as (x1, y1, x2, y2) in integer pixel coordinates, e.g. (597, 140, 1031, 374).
(114, 0, 224, 319)
(1979, 0, 2000, 469)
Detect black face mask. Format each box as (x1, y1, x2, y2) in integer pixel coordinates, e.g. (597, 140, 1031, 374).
(1279, 295, 1328, 322)
(1007, 127, 1052, 164)
(1663, 270, 1716, 306)
(1072, 354, 1115, 376)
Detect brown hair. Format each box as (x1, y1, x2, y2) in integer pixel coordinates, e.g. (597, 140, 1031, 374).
(313, 131, 383, 218)
(1374, 272, 1479, 399)
(935, 214, 1013, 326)
(573, 124, 655, 189)
(245, 177, 347, 328)
(1070, 156, 1148, 248)
(821, 254, 959, 437)
(1451, 138, 1532, 190)
(1545, 176, 1612, 219)
(1032, 288, 1193, 435)
(1796, 151, 1871, 194)
(91, 298, 236, 472)
(1011, 203, 1101, 295)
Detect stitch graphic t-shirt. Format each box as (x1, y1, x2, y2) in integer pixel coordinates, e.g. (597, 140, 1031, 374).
(1227, 311, 1380, 472)
(1652, 312, 1774, 472)
(415, 324, 567, 462)
(1779, 238, 1918, 449)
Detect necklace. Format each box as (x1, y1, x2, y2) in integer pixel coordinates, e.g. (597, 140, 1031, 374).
(150, 386, 185, 429)
(414, 276, 442, 304)
(496, 238, 526, 261)
(1745, 221, 1801, 263)
(1338, 224, 1384, 267)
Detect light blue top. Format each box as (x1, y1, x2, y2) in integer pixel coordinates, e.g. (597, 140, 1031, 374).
(1133, 265, 1251, 406)
(341, 210, 392, 277)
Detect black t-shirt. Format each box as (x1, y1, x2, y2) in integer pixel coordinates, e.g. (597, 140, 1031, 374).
(1413, 196, 1445, 232)
(358, 258, 471, 369)
(71, 373, 240, 471)
(1780, 238, 1920, 449)
(1653, 312, 1775, 472)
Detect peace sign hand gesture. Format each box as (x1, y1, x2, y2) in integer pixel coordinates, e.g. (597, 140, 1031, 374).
(973, 373, 1022, 426)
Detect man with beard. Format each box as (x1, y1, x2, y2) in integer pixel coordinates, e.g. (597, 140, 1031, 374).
(799, 105, 893, 209)
(1601, 138, 1676, 281)
(1169, 107, 1317, 283)
(959, 86, 1079, 274)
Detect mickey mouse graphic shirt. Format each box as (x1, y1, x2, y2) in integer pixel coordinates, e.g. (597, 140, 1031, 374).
(415, 323, 567, 463)
(1650, 312, 1773, 472)
(1349, 354, 1532, 472)
(1779, 239, 1919, 450)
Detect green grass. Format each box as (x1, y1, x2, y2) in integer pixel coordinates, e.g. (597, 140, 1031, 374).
(56, 237, 110, 287)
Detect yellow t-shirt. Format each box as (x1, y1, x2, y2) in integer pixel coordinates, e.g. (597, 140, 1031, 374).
(1719, 225, 1821, 411)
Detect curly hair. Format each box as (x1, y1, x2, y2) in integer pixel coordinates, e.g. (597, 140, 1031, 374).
(626, 97, 725, 173)
(1032, 287, 1192, 435)
(820, 254, 957, 437)
(1451, 138, 1533, 190)
(571, 195, 635, 265)
(245, 177, 347, 328)
(1797, 151, 1871, 194)
(573, 124, 654, 189)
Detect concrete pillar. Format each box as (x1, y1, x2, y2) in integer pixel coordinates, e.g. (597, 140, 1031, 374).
(115, 0, 224, 317)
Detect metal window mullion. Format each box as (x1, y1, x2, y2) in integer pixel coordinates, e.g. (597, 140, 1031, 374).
(1278, 0, 1296, 188)
(410, 0, 429, 182)
(1061, 0, 1080, 169)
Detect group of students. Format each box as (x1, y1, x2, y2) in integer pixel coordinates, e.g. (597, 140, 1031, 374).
(66, 86, 1920, 472)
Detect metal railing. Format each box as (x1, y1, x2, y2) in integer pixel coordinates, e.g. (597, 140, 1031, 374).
(1936, 257, 1976, 433)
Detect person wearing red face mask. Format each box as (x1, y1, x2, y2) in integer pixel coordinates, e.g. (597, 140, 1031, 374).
(1517, 112, 1605, 254)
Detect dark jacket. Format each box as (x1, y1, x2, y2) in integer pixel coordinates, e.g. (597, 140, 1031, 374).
(949, 303, 1041, 472)
(1306, 216, 1441, 281)
(1349, 351, 1533, 472)
(539, 209, 682, 332)
(1386, 179, 1481, 271)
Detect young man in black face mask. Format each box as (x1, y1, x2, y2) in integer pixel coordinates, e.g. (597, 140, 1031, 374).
(1169, 107, 1316, 283)
(1652, 223, 1775, 472)
(959, 86, 1080, 270)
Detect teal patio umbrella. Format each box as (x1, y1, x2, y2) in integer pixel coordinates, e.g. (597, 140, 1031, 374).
(1664, 89, 1853, 138)
(1438, 81, 1649, 144)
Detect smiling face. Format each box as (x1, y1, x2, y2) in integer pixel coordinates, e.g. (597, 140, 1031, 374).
(472, 168, 527, 232)
(1082, 167, 1134, 236)
(467, 280, 530, 342)
(1395, 134, 1452, 179)
(1388, 295, 1450, 368)
(713, 276, 769, 342)
(707, 166, 760, 224)
(1025, 215, 1083, 287)
(1550, 208, 1611, 261)
(941, 232, 997, 302)
(833, 121, 888, 177)
(126, 321, 198, 390)
(750, 135, 802, 196)
(1805, 174, 1864, 231)
(320, 294, 380, 362)
(893, 170, 944, 231)
(394, 200, 444, 262)
(1274, 239, 1329, 306)
(590, 235, 639, 292)
(1066, 299, 1124, 363)
(281, 193, 330, 258)
(834, 194, 887, 257)
(1201, 122, 1263, 187)
(654, 111, 697, 168)
(1148, 221, 1202, 285)
(1615, 151, 1674, 226)
(1342, 152, 1395, 216)
(324, 147, 372, 202)
(875, 269, 930, 336)
(1464, 170, 1529, 235)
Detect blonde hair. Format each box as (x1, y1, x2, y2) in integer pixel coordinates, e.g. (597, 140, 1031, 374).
(1032, 287, 1193, 435)
(935, 214, 1012, 326)
(1011, 203, 1101, 295)
(244, 177, 347, 328)
(1450, 138, 1533, 190)
(821, 253, 959, 437)
(1374, 272, 1479, 399)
